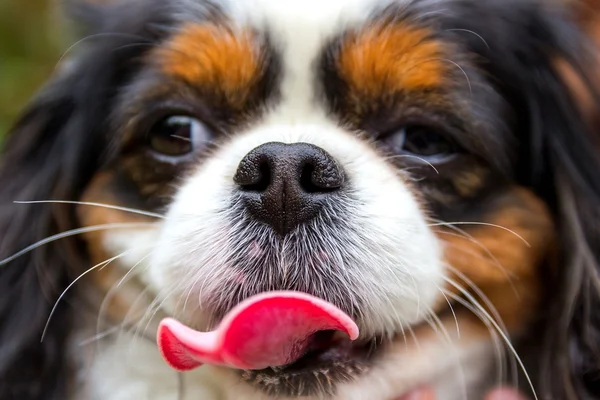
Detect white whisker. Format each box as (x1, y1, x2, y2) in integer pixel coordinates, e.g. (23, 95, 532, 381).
(422, 306, 468, 400)
(440, 58, 473, 95)
(442, 289, 508, 390)
(428, 220, 530, 247)
(445, 29, 490, 49)
(444, 264, 511, 336)
(444, 266, 518, 385)
(0, 222, 152, 267)
(15, 200, 164, 219)
(116, 252, 155, 289)
(384, 154, 440, 174)
(41, 248, 136, 342)
(436, 283, 460, 337)
(54, 32, 152, 71)
(438, 234, 519, 297)
(97, 286, 154, 349)
(78, 325, 122, 347)
(443, 277, 537, 400)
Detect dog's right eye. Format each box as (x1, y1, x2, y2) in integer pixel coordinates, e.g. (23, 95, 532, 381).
(147, 115, 211, 157)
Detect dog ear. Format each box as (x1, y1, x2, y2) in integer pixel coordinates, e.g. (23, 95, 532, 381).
(540, 4, 600, 399)
(0, 67, 98, 400)
(441, 1, 600, 398)
(0, 2, 170, 398)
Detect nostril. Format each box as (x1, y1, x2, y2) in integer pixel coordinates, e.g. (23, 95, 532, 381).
(300, 163, 343, 193)
(238, 161, 271, 192)
(300, 156, 345, 194)
(300, 164, 320, 193)
(234, 154, 273, 192)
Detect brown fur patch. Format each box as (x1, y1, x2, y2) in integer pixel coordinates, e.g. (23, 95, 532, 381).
(337, 23, 448, 98)
(153, 23, 264, 108)
(77, 172, 156, 324)
(436, 188, 555, 331)
(555, 58, 600, 142)
(555, 0, 600, 145)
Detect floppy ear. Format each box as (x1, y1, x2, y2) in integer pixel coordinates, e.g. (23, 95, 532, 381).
(442, 1, 600, 398)
(536, 18, 600, 400)
(0, 71, 96, 400)
(0, 1, 171, 398)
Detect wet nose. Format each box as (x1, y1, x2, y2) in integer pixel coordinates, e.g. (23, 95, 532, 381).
(233, 142, 345, 235)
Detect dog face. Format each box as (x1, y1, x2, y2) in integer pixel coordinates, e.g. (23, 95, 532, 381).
(1, 0, 599, 399)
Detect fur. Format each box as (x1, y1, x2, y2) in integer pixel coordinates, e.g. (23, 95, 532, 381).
(0, 0, 599, 399)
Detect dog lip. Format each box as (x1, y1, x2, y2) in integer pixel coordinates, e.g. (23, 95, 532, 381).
(238, 307, 453, 396)
(239, 331, 384, 397)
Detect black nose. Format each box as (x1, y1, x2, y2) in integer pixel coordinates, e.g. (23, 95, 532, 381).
(233, 142, 345, 235)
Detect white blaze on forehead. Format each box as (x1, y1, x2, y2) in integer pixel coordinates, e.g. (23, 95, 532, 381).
(221, 0, 398, 121)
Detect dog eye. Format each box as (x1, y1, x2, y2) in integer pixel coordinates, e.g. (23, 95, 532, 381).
(147, 116, 211, 157)
(385, 125, 457, 162)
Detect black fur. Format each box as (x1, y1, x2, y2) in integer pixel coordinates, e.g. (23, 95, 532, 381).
(0, 0, 599, 399)
(439, 1, 600, 398)
(0, 1, 172, 398)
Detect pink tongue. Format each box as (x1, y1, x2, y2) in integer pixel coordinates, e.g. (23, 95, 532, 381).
(157, 291, 359, 371)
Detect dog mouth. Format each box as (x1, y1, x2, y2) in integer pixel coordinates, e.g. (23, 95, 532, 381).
(240, 330, 382, 397)
(157, 291, 384, 396)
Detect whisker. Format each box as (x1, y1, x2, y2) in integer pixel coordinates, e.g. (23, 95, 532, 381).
(171, 135, 191, 142)
(134, 285, 180, 348)
(437, 232, 514, 275)
(436, 283, 460, 337)
(437, 233, 519, 297)
(445, 29, 490, 49)
(95, 295, 153, 351)
(443, 277, 537, 400)
(444, 265, 517, 386)
(91, 253, 157, 348)
(0, 222, 152, 267)
(440, 58, 473, 95)
(113, 42, 162, 53)
(444, 264, 511, 335)
(41, 248, 136, 342)
(177, 372, 185, 400)
(54, 32, 152, 71)
(422, 306, 468, 400)
(15, 200, 165, 219)
(442, 289, 509, 390)
(78, 325, 122, 347)
(431, 218, 523, 296)
(428, 220, 530, 247)
(116, 252, 155, 289)
(97, 286, 154, 348)
(405, 323, 421, 352)
(383, 154, 440, 174)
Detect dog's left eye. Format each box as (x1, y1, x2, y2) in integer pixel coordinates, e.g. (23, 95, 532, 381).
(147, 115, 211, 157)
(383, 125, 457, 163)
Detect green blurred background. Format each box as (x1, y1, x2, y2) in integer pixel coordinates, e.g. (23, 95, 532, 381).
(0, 0, 66, 136)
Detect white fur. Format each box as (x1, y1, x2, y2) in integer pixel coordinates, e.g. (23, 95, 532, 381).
(147, 120, 444, 335)
(73, 0, 499, 398)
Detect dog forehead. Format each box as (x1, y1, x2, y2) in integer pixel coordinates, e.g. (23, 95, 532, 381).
(221, 0, 396, 29)
(169, 0, 445, 124)
(175, 0, 406, 70)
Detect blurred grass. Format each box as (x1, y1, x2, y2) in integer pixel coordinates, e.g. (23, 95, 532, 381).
(0, 0, 66, 137)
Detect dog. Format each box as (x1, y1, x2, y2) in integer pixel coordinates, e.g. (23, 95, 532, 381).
(1, 0, 599, 399)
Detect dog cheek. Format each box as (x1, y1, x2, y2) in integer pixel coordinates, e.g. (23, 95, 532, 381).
(76, 171, 157, 324)
(436, 187, 555, 331)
